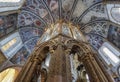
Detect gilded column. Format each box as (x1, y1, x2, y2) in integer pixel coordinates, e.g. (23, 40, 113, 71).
(81, 53, 101, 82)
(46, 44, 64, 82)
(81, 52, 114, 82)
(15, 51, 45, 82)
(64, 48, 72, 82)
(46, 44, 72, 82)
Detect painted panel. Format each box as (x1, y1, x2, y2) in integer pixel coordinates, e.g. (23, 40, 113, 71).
(107, 25, 120, 49)
(0, 51, 6, 66)
(0, 13, 18, 38)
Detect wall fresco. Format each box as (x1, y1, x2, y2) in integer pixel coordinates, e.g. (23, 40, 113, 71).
(0, 13, 17, 38)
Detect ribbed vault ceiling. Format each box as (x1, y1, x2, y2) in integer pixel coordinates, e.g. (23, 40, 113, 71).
(0, 0, 120, 69)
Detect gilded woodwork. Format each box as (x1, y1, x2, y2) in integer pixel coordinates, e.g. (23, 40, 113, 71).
(15, 23, 115, 82)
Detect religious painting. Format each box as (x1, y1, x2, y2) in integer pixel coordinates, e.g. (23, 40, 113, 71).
(18, 12, 34, 27)
(0, 30, 5, 38)
(0, 17, 5, 38)
(107, 25, 120, 49)
(10, 46, 30, 65)
(0, 51, 7, 66)
(0, 13, 18, 38)
(0, 17, 4, 27)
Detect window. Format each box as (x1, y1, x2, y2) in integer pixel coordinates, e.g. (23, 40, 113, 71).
(0, 68, 19, 82)
(1, 38, 17, 52)
(0, 32, 23, 58)
(0, 0, 25, 12)
(102, 46, 119, 64)
(0, 0, 21, 2)
(98, 42, 120, 66)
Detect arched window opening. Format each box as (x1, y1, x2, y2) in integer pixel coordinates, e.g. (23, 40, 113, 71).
(0, 68, 19, 82)
(0, 32, 23, 59)
(1, 38, 17, 52)
(98, 42, 120, 67)
(102, 46, 119, 64)
(0, 0, 25, 12)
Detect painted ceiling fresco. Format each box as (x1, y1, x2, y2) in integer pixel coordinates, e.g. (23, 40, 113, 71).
(19, 27, 43, 42)
(0, 0, 120, 70)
